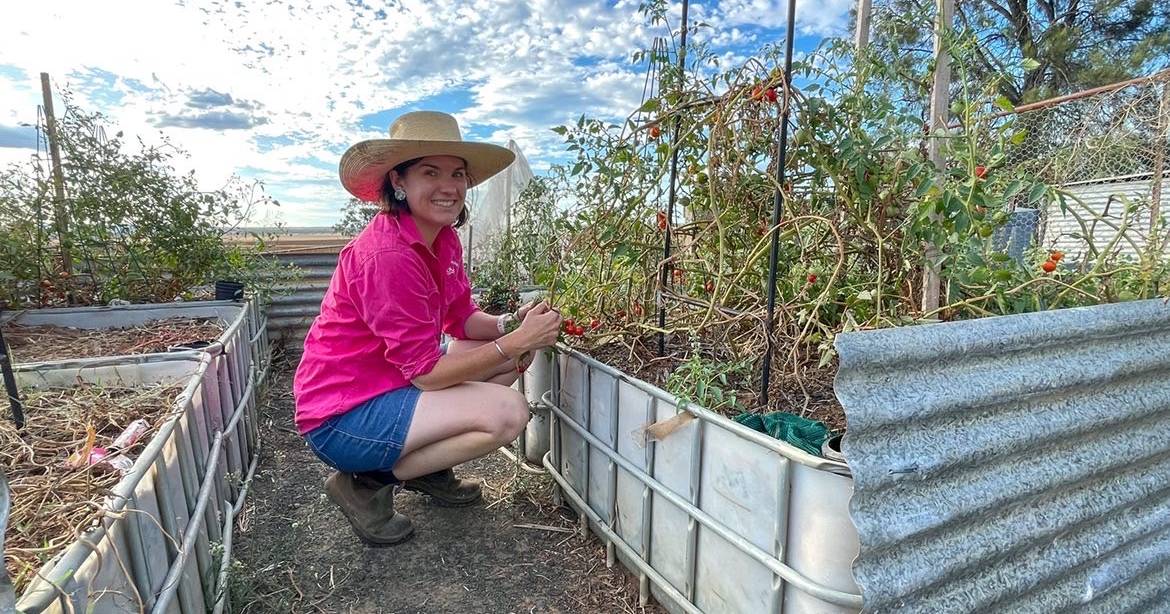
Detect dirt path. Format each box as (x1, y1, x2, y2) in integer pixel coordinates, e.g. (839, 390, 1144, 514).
(230, 361, 663, 614)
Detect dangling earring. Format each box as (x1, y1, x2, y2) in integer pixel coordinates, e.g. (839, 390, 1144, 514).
(393, 187, 407, 201)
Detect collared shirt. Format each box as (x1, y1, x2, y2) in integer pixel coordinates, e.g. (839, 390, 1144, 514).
(293, 212, 478, 434)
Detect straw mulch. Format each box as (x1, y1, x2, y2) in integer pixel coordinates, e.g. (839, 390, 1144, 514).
(3, 318, 224, 363)
(1, 383, 182, 594)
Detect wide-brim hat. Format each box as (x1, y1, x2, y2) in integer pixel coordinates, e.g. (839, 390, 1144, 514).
(339, 110, 515, 202)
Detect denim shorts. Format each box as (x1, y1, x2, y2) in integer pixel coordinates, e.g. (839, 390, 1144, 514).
(304, 386, 421, 473)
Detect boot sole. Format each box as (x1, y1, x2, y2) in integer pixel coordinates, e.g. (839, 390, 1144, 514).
(401, 483, 483, 507)
(350, 524, 415, 547)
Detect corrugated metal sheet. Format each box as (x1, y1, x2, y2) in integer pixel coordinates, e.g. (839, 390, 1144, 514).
(834, 297, 1170, 613)
(268, 251, 340, 351)
(1045, 175, 1169, 259)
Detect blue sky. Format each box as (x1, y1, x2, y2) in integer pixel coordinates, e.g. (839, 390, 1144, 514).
(0, 0, 853, 227)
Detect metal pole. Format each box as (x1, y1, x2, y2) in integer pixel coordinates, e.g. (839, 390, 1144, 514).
(505, 161, 513, 238)
(1150, 80, 1168, 231)
(921, 0, 953, 313)
(0, 471, 15, 612)
(760, 0, 799, 407)
(0, 316, 24, 429)
(40, 73, 73, 299)
(657, 0, 690, 357)
(855, 0, 873, 51)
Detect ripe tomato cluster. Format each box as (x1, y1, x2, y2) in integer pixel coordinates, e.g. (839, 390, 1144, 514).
(1041, 250, 1064, 273)
(562, 318, 602, 337)
(750, 85, 778, 103)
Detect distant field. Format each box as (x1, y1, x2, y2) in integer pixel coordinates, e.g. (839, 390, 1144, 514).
(225, 227, 348, 254)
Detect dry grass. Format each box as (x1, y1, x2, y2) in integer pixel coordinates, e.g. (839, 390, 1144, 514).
(483, 454, 665, 614)
(1, 383, 182, 593)
(3, 318, 224, 363)
(585, 334, 845, 431)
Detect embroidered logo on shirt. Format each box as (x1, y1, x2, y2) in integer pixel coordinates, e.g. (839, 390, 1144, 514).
(447, 264, 458, 276)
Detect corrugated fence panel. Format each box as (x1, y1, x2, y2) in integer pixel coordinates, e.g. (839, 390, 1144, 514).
(834, 297, 1170, 613)
(260, 227, 549, 353)
(268, 251, 340, 351)
(1044, 175, 1169, 259)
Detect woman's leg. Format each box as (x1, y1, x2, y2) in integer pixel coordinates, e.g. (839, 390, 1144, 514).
(391, 381, 528, 480)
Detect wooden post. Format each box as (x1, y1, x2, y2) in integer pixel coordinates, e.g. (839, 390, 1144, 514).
(40, 73, 73, 287)
(921, 0, 953, 313)
(855, 0, 873, 51)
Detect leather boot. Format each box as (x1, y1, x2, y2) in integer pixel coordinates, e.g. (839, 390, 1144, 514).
(401, 468, 482, 506)
(324, 472, 414, 545)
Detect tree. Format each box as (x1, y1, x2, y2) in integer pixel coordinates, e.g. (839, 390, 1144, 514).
(0, 98, 288, 307)
(333, 197, 379, 236)
(869, 0, 1170, 104)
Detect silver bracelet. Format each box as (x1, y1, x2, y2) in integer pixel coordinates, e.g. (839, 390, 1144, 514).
(491, 340, 510, 361)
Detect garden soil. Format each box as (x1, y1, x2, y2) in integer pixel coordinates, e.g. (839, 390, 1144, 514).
(232, 359, 663, 614)
(587, 336, 846, 432)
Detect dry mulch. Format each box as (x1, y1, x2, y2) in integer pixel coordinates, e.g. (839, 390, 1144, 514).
(579, 334, 846, 432)
(3, 318, 224, 363)
(2, 383, 182, 594)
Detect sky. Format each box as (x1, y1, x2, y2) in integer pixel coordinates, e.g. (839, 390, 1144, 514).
(0, 0, 855, 227)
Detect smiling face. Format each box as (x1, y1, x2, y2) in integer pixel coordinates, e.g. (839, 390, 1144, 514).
(389, 155, 469, 243)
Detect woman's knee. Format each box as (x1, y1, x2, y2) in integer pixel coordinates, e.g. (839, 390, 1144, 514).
(490, 387, 529, 442)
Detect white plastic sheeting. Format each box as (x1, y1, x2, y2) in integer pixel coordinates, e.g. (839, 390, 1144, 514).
(460, 139, 533, 267)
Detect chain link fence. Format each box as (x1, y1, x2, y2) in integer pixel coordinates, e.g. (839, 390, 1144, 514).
(989, 70, 1170, 260)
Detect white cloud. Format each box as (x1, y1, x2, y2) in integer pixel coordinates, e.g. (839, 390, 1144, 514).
(713, 0, 853, 35)
(0, 0, 823, 226)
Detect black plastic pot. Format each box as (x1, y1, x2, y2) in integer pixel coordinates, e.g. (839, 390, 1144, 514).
(822, 433, 846, 462)
(214, 280, 245, 301)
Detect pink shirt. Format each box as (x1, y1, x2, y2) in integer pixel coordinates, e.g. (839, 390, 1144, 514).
(293, 212, 478, 434)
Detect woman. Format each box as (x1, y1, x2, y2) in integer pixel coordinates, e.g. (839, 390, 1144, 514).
(294, 111, 562, 545)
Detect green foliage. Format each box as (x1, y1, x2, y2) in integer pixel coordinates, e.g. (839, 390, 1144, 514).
(333, 197, 378, 236)
(473, 255, 520, 314)
(665, 336, 754, 413)
(867, 0, 1170, 105)
(469, 176, 567, 313)
(521, 0, 1168, 381)
(0, 97, 292, 307)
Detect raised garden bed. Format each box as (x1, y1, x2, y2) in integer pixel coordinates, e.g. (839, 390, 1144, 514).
(3, 318, 224, 363)
(3, 381, 184, 595)
(2, 300, 271, 513)
(8, 353, 241, 614)
(540, 345, 862, 614)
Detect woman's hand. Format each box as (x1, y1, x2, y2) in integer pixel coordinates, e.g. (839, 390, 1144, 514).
(515, 299, 543, 321)
(516, 302, 561, 351)
(516, 350, 535, 373)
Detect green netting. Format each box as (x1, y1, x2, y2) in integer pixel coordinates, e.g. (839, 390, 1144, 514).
(733, 411, 830, 456)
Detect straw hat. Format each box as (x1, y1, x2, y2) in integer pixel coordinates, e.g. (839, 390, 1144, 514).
(339, 111, 516, 202)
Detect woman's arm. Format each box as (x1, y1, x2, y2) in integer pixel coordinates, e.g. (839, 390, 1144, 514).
(459, 299, 543, 340)
(412, 303, 561, 391)
(461, 310, 508, 340)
